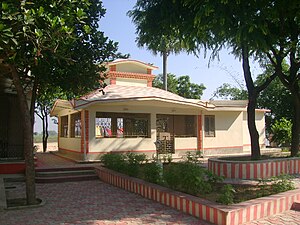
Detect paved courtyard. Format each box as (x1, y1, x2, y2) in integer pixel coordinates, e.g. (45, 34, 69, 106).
(1, 153, 299, 225)
(2, 180, 211, 225)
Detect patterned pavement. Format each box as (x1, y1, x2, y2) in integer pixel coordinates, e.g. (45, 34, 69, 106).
(2, 180, 211, 225)
(243, 210, 300, 225)
(1, 153, 299, 225)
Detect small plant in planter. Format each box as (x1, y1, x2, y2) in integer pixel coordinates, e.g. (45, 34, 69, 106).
(217, 184, 235, 205)
(184, 151, 202, 164)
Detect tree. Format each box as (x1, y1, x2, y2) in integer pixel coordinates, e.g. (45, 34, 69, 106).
(271, 118, 292, 148)
(131, 0, 282, 159)
(128, 4, 188, 90)
(213, 64, 293, 135)
(153, 73, 178, 93)
(212, 83, 247, 100)
(35, 85, 65, 152)
(0, 0, 121, 204)
(153, 73, 206, 99)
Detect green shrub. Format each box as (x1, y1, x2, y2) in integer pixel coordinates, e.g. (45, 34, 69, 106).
(256, 178, 271, 198)
(205, 170, 224, 187)
(217, 184, 235, 205)
(124, 153, 148, 177)
(163, 163, 183, 189)
(163, 162, 217, 195)
(100, 153, 126, 172)
(271, 174, 295, 193)
(142, 162, 163, 184)
(101, 153, 149, 177)
(271, 118, 292, 147)
(184, 151, 202, 164)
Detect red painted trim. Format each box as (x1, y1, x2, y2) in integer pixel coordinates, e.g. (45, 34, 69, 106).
(197, 115, 202, 150)
(0, 163, 25, 174)
(80, 110, 84, 153)
(85, 110, 89, 153)
(110, 78, 116, 85)
(108, 71, 155, 81)
(109, 65, 116, 71)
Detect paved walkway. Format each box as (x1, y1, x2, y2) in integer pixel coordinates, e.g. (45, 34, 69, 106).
(2, 180, 211, 225)
(1, 153, 299, 225)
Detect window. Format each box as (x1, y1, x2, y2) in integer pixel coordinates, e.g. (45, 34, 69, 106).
(60, 116, 68, 137)
(156, 115, 197, 137)
(71, 112, 81, 138)
(205, 115, 215, 137)
(95, 112, 150, 138)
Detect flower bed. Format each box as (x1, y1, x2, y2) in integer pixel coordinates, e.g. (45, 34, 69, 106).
(95, 166, 300, 225)
(208, 157, 300, 179)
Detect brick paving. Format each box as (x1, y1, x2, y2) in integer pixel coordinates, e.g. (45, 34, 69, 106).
(2, 153, 299, 225)
(243, 210, 300, 225)
(2, 180, 212, 225)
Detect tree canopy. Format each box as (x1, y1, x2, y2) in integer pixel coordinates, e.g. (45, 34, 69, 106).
(0, 0, 123, 204)
(131, 0, 300, 158)
(153, 73, 206, 99)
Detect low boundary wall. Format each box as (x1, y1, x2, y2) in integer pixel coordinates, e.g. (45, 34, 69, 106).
(95, 166, 300, 225)
(208, 157, 300, 179)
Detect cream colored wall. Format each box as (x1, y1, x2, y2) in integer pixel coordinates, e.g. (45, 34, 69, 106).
(203, 111, 243, 149)
(175, 138, 197, 150)
(59, 137, 81, 152)
(87, 104, 200, 153)
(116, 78, 147, 87)
(117, 63, 147, 74)
(242, 111, 266, 150)
(57, 110, 82, 152)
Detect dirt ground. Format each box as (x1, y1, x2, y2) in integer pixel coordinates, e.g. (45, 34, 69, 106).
(34, 142, 58, 153)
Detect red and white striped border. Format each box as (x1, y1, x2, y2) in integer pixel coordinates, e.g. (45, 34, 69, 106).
(208, 158, 300, 179)
(95, 166, 300, 225)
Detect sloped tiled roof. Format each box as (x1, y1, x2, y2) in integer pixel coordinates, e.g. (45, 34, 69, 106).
(75, 85, 213, 109)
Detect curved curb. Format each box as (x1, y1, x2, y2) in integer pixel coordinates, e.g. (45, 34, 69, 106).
(5, 198, 46, 210)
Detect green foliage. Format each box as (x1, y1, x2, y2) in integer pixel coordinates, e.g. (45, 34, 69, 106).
(125, 153, 148, 177)
(256, 175, 295, 198)
(271, 118, 292, 147)
(184, 151, 203, 164)
(153, 73, 206, 99)
(142, 162, 163, 184)
(256, 179, 270, 198)
(212, 83, 248, 100)
(100, 154, 127, 173)
(270, 175, 295, 193)
(130, 0, 300, 158)
(163, 162, 218, 195)
(217, 184, 235, 205)
(101, 153, 148, 177)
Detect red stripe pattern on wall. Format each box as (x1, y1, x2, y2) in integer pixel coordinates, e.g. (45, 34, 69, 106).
(95, 167, 300, 225)
(208, 158, 300, 179)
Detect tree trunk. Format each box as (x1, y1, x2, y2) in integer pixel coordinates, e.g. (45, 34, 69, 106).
(162, 51, 168, 91)
(248, 96, 261, 159)
(10, 65, 37, 205)
(241, 46, 261, 160)
(291, 93, 300, 156)
(42, 109, 49, 152)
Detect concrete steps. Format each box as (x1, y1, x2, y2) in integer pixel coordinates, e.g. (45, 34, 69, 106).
(35, 167, 98, 183)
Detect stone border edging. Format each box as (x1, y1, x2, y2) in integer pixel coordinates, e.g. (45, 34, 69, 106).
(208, 157, 300, 179)
(95, 166, 300, 225)
(5, 198, 46, 210)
